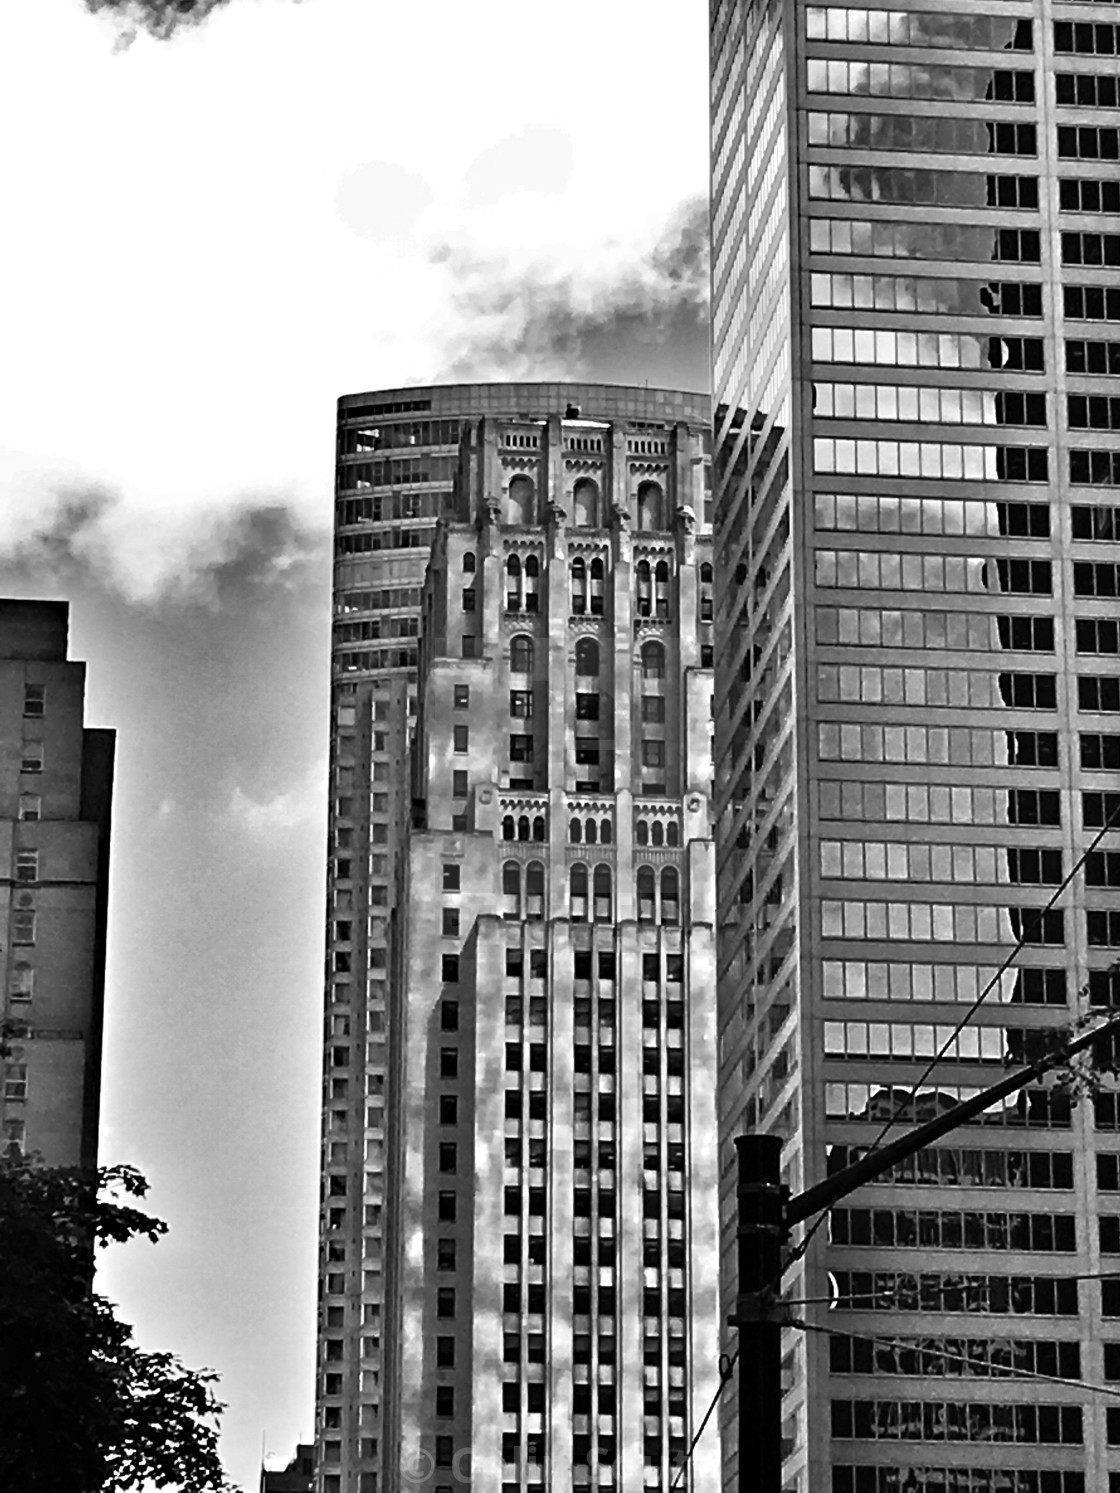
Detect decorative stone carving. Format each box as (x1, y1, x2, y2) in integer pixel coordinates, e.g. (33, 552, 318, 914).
(676, 504, 697, 535)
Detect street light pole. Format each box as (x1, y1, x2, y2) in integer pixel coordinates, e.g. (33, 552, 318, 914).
(733, 1006, 1120, 1493)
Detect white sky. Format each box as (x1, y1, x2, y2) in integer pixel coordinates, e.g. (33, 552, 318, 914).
(0, 2, 710, 1488)
(2, 0, 708, 599)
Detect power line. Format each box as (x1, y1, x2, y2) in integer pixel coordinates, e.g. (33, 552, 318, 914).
(795, 1319, 1120, 1402)
(669, 1348, 737, 1491)
(782, 804, 1120, 1273)
(781, 1265, 1120, 1312)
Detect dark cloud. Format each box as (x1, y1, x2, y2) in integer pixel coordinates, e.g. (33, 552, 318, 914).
(84, 0, 230, 43)
(436, 195, 711, 394)
(1, 489, 326, 610)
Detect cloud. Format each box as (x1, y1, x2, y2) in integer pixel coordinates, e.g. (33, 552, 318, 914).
(463, 127, 573, 206)
(432, 194, 710, 393)
(0, 487, 326, 607)
(83, 0, 233, 45)
(334, 160, 434, 245)
(227, 757, 325, 837)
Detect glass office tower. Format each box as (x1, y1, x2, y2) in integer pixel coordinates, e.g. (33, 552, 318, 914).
(710, 3, 1120, 1490)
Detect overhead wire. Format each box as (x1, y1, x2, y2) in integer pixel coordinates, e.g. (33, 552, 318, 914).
(781, 801, 1120, 1273)
(794, 1319, 1120, 1402)
(668, 1348, 738, 1490)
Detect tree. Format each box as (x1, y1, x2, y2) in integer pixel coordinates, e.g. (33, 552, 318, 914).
(0, 1157, 235, 1492)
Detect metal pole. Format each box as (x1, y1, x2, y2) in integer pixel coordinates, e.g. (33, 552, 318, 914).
(735, 1133, 785, 1493)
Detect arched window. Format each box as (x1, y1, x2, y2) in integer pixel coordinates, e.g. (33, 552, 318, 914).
(511, 635, 534, 675)
(570, 558, 587, 615)
(593, 865, 612, 923)
(637, 480, 664, 532)
(636, 820, 649, 847)
(573, 477, 599, 528)
(651, 821, 664, 847)
(524, 555, 540, 613)
(517, 815, 531, 842)
(661, 867, 680, 926)
(575, 638, 599, 677)
(532, 816, 546, 842)
(570, 864, 589, 924)
(637, 866, 656, 923)
(655, 560, 670, 619)
(636, 559, 652, 617)
(526, 862, 545, 921)
(570, 817, 583, 844)
(463, 552, 476, 573)
(507, 474, 535, 525)
(589, 557, 605, 616)
(506, 555, 522, 612)
(600, 818, 613, 845)
(641, 641, 666, 679)
(666, 821, 680, 847)
(585, 819, 598, 846)
(502, 861, 522, 919)
(502, 815, 516, 841)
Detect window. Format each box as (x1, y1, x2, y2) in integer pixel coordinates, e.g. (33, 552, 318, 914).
(442, 863, 461, 890)
(575, 638, 599, 677)
(510, 635, 534, 675)
(453, 725, 469, 754)
(438, 1191, 456, 1222)
(1079, 619, 1120, 655)
(22, 685, 44, 718)
(461, 587, 476, 612)
(435, 1385, 454, 1418)
(510, 734, 534, 762)
(442, 909, 460, 936)
(440, 1048, 458, 1079)
(571, 557, 587, 614)
(18, 797, 40, 822)
(573, 477, 600, 527)
(661, 868, 680, 926)
(437, 1336, 455, 1368)
(438, 1145, 458, 1176)
(641, 641, 666, 679)
(454, 685, 470, 709)
(502, 861, 521, 919)
(8, 964, 33, 1003)
(642, 696, 666, 723)
(462, 634, 477, 659)
(452, 770, 468, 797)
(526, 862, 545, 921)
(439, 1095, 458, 1125)
(442, 954, 460, 983)
(575, 691, 599, 720)
(593, 865, 612, 923)
(506, 475, 535, 525)
(1082, 733, 1120, 770)
(523, 555, 540, 613)
(15, 851, 38, 884)
(570, 864, 589, 923)
(1060, 177, 1120, 214)
(441, 1001, 459, 1032)
(462, 552, 475, 573)
(1080, 677, 1120, 713)
(642, 740, 665, 768)
(637, 867, 656, 923)
(637, 481, 664, 531)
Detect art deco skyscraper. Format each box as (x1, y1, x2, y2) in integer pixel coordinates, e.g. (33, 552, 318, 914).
(319, 385, 718, 1493)
(711, 3, 1120, 1491)
(0, 599, 114, 1169)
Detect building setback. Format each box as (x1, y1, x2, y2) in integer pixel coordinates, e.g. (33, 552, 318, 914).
(0, 599, 113, 1169)
(318, 385, 720, 1493)
(710, 2, 1120, 1491)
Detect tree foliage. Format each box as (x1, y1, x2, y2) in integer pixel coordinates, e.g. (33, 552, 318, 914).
(0, 1158, 235, 1492)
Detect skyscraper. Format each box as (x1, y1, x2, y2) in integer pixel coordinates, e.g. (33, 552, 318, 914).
(320, 384, 717, 1493)
(0, 599, 114, 1169)
(711, 3, 1120, 1490)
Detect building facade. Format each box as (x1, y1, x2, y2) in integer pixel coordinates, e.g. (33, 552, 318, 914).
(0, 599, 114, 1169)
(710, 2, 1120, 1490)
(319, 385, 717, 1492)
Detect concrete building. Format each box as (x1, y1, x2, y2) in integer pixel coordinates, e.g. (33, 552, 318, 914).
(0, 599, 113, 1169)
(710, 2, 1120, 1491)
(262, 1445, 315, 1492)
(318, 385, 719, 1493)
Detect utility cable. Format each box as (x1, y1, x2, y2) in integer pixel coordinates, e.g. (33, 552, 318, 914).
(781, 803, 1120, 1273)
(668, 1348, 738, 1491)
(794, 1319, 1120, 1401)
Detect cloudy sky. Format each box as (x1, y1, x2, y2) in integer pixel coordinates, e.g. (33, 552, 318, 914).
(1, 0, 709, 1486)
